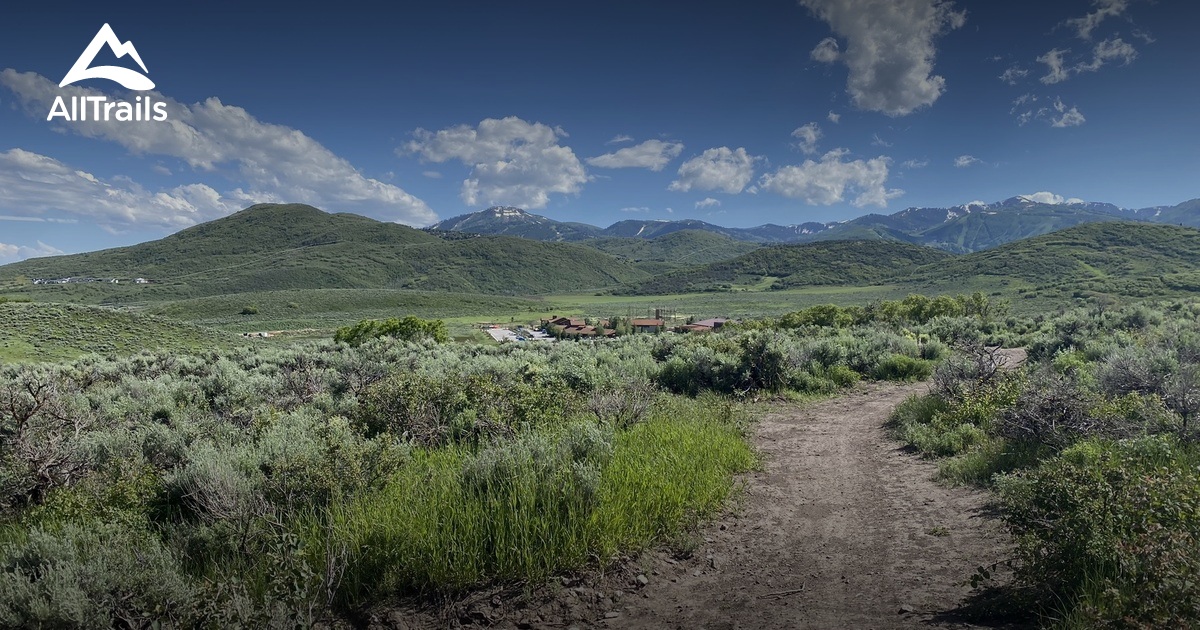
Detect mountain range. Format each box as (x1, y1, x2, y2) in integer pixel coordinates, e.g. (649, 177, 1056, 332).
(2, 200, 1200, 305)
(430, 196, 1200, 253)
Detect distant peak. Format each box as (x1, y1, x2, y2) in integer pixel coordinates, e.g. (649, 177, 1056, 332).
(1014, 192, 1087, 206)
(485, 206, 529, 217)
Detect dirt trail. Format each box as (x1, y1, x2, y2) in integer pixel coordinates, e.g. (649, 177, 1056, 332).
(610, 381, 1014, 629)
(373, 378, 1022, 629)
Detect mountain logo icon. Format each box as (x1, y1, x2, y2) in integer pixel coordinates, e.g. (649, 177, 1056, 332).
(59, 24, 155, 91)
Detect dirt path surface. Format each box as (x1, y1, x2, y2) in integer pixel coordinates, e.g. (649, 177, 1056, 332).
(609, 381, 1014, 630)
(371, 378, 1022, 629)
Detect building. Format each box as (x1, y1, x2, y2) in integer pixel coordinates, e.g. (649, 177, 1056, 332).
(546, 316, 586, 328)
(630, 318, 665, 333)
(677, 317, 735, 333)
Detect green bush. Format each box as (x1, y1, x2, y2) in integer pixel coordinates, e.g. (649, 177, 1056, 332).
(998, 436, 1200, 628)
(334, 316, 450, 347)
(872, 354, 933, 381)
(0, 522, 194, 628)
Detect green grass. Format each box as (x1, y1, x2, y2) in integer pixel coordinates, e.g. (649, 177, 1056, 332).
(319, 397, 755, 604)
(142, 288, 548, 331)
(0, 302, 232, 362)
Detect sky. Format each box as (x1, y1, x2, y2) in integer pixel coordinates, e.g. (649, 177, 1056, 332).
(1, 0, 1198, 260)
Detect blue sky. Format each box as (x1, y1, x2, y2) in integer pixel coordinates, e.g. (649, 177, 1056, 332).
(1, 0, 1198, 260)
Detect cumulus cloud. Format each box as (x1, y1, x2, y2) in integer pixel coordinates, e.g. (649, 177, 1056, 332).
(0, 69, 436, 226)
(1076, 37, 1137, 72)
(827, 111, 841, 123)
(799, 0, 966, 116)
(954, 155, 982, 168)
(1066, 0, 1130, 40)
(0, 241, 64, 262)
(758, 149, 902, 208)
(999, 66, 1029, 85)
(0, 149, 238, 230)
(791, 123, 822, 155)
(810, 37, 841, 62)
(695, 197, 721, 209)
(586, 139, 685, 171)
(668, 147, 757, 194)
(405, 116, 588, 209)
(1037, 49, 1071, 84)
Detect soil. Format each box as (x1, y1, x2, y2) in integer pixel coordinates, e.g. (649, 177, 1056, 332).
(367, 373, 1030, 629)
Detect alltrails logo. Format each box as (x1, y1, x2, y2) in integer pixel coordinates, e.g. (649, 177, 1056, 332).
(47, 23, 167, 122)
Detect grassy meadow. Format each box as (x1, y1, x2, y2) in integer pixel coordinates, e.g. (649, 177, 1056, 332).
(0, 306, 946, 626)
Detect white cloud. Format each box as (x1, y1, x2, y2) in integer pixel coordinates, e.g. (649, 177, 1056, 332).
(871, 133, 893, 148)
(606, 134, 635, 145)
(0, 69, 436, 226)
(758, 149, 902, 208)
(1012, 95, 1086, 127)
(422, 170, 443, 179)
(810, 37, 842, 62)
(0, 240, 63, 262)
(800, 0, 966, 116)
(695, 197, 722, 209)
(954, 155, 982, 168)
(902, 158, 929, 169)
(1066, 0, 1130, 40)
(1076, 37, 1137, 72)
(0, 149, 238, 230)
(1022, 192, 1085, 205)
(586, 139, 685, 171)
(1051, 99, 1086, 127)
(620, 206, 651, 213)
(151, 164, 172, 176)
(0, 215, 77, 224)
(405, 116, 588, 209)
(1037, 49, 1071, 84)
(999, 66, 1029, 85)
(791, 123, 822, 155)
(668, 147, 757, 194)
(827, 111, 841, 123)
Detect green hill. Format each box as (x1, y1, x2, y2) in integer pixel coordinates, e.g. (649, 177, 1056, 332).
(916, 205, 1130, 253)
(909, 222, 1200, 295)
(583, 230, 761, 266)
(0, 204, 650, 299)
(623, 240, 953, 295)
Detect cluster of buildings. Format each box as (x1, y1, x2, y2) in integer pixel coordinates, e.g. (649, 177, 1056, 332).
(543, 315, 732, 338)
(32, 277, 150, 285)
